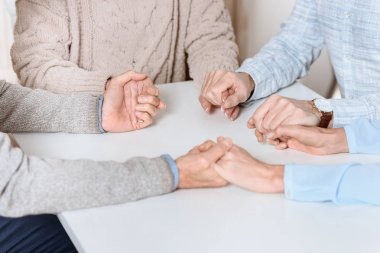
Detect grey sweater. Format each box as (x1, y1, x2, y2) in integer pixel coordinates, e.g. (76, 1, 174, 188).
(0, 80, 174, 217)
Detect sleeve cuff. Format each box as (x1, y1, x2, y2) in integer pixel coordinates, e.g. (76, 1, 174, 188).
(344, 124, 357, 154)
(98, 96, 107, 134)
(161, 154, 179, 189)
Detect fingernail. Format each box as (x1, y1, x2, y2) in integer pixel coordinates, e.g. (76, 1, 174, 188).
(267, 132, 274, 139)
(221, 107, 225, 112)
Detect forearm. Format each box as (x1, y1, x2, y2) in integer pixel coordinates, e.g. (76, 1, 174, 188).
(0, 80, 100, 133)
(0, 133, 175, 217)
(186, 0, 239, 88)
(285, 163, 380, 205)
(237, 0, 323, 102)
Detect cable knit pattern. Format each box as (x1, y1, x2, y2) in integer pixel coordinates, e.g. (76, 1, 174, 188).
(11, 0, 238, 94)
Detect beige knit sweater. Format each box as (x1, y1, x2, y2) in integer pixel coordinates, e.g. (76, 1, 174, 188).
(12, 0, 238, 94)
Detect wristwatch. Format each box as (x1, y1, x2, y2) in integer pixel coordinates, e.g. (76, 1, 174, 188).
(310, 99, 333, 128)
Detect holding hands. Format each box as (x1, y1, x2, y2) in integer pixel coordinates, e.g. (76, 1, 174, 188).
(248, 95, 321, 144)
(101, 71, 165, 132)
(176, 137, 233, 189)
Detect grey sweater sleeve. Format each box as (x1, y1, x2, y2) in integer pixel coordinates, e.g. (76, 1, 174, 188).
(0, 133, 175, 217)
(0, 80, 100, 133)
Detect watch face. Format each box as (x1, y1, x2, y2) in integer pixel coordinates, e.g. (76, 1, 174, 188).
(314, 99, 333, 112)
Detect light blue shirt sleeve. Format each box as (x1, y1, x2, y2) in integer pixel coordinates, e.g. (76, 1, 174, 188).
(285, 163, 380, 205)
(344, 120, 380, 154)
(284, 120, 380, 205)
(237, 0, 323, 103)
(161, 155, 179, 189)
(97, 96, 106, 133)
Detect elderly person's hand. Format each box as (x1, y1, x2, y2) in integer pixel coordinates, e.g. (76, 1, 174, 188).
(247, 95, 321, 143)
(199, 71, 255, 121)
(214, 139, 284, 193)
(101, 71, 165, 132)
(176, 137, 233, 188)
(266, 125, 348, 155)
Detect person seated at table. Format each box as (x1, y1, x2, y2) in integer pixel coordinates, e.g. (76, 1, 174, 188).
(0, 73, 232, 252)
(199, 0, 380, 138)
(213, 120, 380, 205)
(11, 0, 238, 94)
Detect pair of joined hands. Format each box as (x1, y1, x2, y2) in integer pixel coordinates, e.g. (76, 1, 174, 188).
(101, 71, 165, 132)
(199, 71, 334, 152)
(179, 125, 349, 193)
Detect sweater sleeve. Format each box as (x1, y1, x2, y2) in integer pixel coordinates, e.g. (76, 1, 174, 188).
(0, 80, 99, 133)
(185, 0, 239, 88)
(0, 133, 175, 217)
(11, 0, 109, 94)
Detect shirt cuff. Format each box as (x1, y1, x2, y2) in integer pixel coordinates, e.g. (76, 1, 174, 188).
(344, 124, 357, 154)
(98, 96, 107, 133)
(161, 154, 179, 189)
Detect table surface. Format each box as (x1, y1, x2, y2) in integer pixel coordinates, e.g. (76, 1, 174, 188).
(14, 82, 380, 253)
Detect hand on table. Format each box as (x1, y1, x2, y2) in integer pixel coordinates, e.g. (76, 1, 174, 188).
(247, 95, 320, 143)
(176, 137, 233, 189)
(213, 139, 285, 193)
(199, 71, 255, 121)
(267, 125, 349, 155)
(101, 71, 165, 132)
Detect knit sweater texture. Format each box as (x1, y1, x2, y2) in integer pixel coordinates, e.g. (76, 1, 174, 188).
(0, 80, 174, 217)
(12, 0, 238, 94)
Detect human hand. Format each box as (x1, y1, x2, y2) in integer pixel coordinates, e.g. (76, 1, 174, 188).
(176, 137, 233, 189)
(101, 71, 165, 132)
(266, 125, 349, 155)
(214, 141, 284, 193)
(247, 95, 320, 143)
(199, 71, 255, 121)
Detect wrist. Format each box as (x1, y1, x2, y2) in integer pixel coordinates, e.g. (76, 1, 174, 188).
(332, 128, 349, 153)
(238, 72, 255, 102)
(312, 99, 334, 128)
(267, 164, 285, 193)
(176, 156, 189, 189)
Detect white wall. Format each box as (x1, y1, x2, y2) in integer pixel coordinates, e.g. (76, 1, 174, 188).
(0, 0, 18, 83)
(226, 0, 335, 97)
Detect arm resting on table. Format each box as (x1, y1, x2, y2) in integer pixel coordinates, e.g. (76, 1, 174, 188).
(0, 80, 100, 133)
(0, 133, 175, 217)
(285, 163, 380, 205)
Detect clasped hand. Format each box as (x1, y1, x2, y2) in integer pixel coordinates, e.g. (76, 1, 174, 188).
(101, 71, 165, 132)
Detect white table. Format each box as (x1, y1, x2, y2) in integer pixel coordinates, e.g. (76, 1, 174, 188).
(14, 82, 380, 253)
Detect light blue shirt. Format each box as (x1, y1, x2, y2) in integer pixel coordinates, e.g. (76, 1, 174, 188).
(237, 0, 380, 127)
(285, 120, 380, 205)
